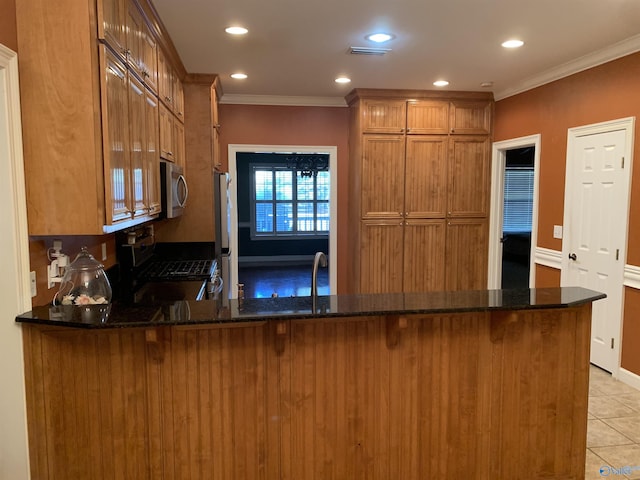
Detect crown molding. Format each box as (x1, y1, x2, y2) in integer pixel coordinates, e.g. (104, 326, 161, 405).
(495, 34, 640, 101)
(219, 94, 347, 107)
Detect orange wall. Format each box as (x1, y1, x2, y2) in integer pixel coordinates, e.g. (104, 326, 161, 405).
(495, 51, 640, 376)
(218, 104, 350, 293)
(0, 0, 17, 52)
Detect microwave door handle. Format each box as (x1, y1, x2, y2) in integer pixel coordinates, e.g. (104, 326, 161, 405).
(177, 174, 189, 207)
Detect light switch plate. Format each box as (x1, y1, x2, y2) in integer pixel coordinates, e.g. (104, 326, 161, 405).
(101, 242, 107, 261)
(553, 225, 563, 239)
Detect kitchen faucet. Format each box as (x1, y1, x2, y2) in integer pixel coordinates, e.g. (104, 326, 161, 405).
(311, 251, 328, 298)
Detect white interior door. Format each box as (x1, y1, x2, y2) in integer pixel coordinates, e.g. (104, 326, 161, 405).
(562, 118, 634, 374)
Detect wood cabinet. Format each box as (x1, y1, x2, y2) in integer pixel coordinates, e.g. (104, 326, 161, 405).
(99, 0, 157, 94)
(158, 48, 184, 118)
(159, 103, 185, 168)
(16, 0, 183, 235)
(347, 90, 493, 294)
(101, 47, 132, 225)
(22, 302, 593, 479)
(144, 90, 161, 215)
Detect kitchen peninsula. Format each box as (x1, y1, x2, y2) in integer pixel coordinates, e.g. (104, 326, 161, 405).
(17, 287, 603, 479)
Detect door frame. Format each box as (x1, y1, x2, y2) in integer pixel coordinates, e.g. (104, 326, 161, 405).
(561, 117, 635, 377)
(0, 43, 32, 479)
(228, 144, 338, 298)
(488, 134, 541, 289)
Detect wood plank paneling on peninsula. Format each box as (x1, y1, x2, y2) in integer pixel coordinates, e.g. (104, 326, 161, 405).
(22, 301, 594, 479)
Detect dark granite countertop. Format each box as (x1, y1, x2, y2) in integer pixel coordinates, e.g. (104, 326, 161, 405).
(15, 286, 605, 329)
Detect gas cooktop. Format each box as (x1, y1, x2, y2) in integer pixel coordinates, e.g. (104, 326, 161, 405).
(139, 259, 215, 282)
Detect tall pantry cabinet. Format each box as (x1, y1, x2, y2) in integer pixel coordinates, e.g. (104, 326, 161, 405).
(346, 90, 494, 294)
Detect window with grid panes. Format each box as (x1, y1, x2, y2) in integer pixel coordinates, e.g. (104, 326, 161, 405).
(251, 165, 330, 238)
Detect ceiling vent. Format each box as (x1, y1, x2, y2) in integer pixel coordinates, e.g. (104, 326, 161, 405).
(349, 46, 391, 56)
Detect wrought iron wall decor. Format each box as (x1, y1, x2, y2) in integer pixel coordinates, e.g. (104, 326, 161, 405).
(285, 155, 329, 177)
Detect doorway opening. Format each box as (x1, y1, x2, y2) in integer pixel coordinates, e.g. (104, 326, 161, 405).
(488, 134, 541, 289)
(501, 147, 535, 288)
(228, 145, 338, 299)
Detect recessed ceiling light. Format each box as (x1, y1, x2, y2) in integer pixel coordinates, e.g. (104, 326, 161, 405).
(230, 73, 247, 79)
(225, 26, 248, 35)
(480, 81, 493, 88)
(335, 76, 351, 84)
(433, 80, 449, 87)
(366, 33, 394, 43)
(502, 39, 524, 48)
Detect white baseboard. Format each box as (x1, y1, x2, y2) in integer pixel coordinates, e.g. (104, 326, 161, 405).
(617, 368, 640, 392)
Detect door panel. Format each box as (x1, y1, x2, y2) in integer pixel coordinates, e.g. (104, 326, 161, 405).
(360, 220, 404, 294)
(565, 128, 628, 372)
(361, 135, 405, 218)
(448, 136, 490, 217)
(403, 219, 446, 292)
(405, 136, 448, 218)
(445, 219, 488, 291)
(406, 101, 449, 134)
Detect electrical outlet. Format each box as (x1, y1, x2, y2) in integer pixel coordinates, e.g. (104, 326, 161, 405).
(101, 242, 107, 261)
(30, 271, 37, 297)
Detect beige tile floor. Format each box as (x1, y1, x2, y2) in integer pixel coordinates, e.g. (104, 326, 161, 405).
(586, 365, 640, 479)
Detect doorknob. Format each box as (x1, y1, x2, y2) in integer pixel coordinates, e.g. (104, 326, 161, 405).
(568, 253, 577, 261)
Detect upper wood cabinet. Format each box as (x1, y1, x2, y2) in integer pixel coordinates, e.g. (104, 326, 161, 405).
(359, 96, 492, 135)
(17, 0, 184, 235)
(405, 135, 448, 218)
(361, 99, 407, 133)
(158, 48, 184, 119)
(449, 100, 492, 135)
(406, 100, 450, 134)
(144, 91, 161, 215)
(99, 0, 157, 93)
(211, 80, 224, 172)
(101, 47, 133, 224)
(98, 0, 127, 55)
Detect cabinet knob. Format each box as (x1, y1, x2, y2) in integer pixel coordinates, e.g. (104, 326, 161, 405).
(400, 128, 405, 133)
(406, 128, 411, 133)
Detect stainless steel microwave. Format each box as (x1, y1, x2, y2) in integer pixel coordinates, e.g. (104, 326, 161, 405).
(160, 161, 188, 218)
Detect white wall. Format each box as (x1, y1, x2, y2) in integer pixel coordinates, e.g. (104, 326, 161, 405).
(0, 43, 32, 480)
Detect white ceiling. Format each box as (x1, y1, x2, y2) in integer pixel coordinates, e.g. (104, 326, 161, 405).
(152, 0, 640, 105)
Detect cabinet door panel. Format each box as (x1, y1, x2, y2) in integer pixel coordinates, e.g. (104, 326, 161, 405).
(361, 99, 406, 134)
(447, 136, 490, 217)
(158, 49, 174, 109)
(159, 103, 174, 161)
(449, 100, 492, 135)
(360, 220, 404, 294)
(173, 120, 185, 170)
(407, 100, 449, 134)
(361, 135, 405, 218)
(141, 20, 158, 93)
(445, 218, 488, 291)
(125, 0, 144, 78)
(98, 0, 127, 56)
(145, 91, 161, 214)
(403, 219, 446, 292)
(405, 136, 448, 218)
(128, 74, 148, 217)
(101, 47, 132, 224)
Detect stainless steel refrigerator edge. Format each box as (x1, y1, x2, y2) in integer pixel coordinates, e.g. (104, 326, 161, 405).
(214, 172, 231, 299)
